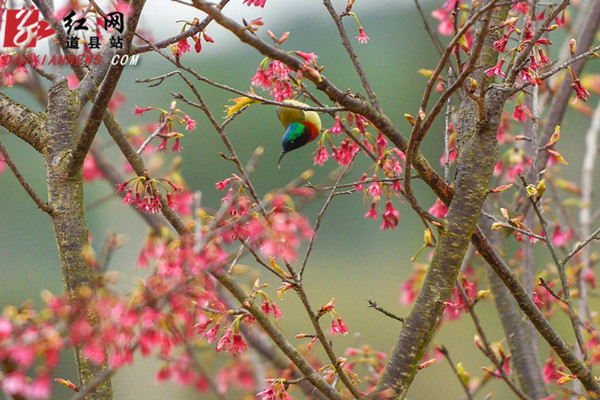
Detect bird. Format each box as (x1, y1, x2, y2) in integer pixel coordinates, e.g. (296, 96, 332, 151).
(276, 99, 322, 167)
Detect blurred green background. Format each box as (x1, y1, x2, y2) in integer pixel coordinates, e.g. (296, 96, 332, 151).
(1, 0, 596, 399)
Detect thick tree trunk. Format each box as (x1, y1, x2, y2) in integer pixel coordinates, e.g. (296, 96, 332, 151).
(45, 80, 113, 400)
(372, 4, 510, 398)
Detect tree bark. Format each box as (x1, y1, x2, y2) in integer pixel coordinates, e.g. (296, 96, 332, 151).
(44, 80, 113, 400)
(480, 211, 548, 399)
(372, 4, 510, 398)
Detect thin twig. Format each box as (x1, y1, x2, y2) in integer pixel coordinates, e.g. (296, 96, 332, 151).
(367, 300, 404, 324)
(437, 345, 473, 400)
(307, 175, 416, 191)
(322, 0, 382, 112)
(290, 278, 365, 400)
(67, 367, 115, 400)
(97, 232, 121, 273)
(136, 61, 343, 113)
(561, 225, 600, 268)
(226, 244, 245, 274)
(481, 211, 546, 241)
(299, 155, 356, 280)
(538, 277, 568, 305)
(455, 282, 532, 400)
(0, 140, 53, 214)
(136, 106, 175, 154)
(519, 174, 588, 361)
(413, 0, 445, 56)
(131, 0, 231, 55)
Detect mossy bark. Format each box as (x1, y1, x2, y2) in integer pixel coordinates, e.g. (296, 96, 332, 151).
(481, 212, 548, 399)
(374, 95, 504, 399)
(372, 4, 510, 399)
(0, 93, 47, 153)
(44, 80, 113, 400)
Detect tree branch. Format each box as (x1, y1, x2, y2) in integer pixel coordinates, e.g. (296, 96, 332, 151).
(0, 140, 53, 214)
(44, 78, 114, 400)
(0, 93, 47, 153)
(212, 272, 343, 400)
(472, 226, 600, 394)
(131, 0, 230, 54)
(533, 0, 600, 173)
(322, 0, 382, 112)
(367, 300, 405, 324)
(89, 146, 166, 232)
(67, 0, 146, 174)
(519, 174, 588, 361)
(373, 3, 510, 398)
(480, 208, 548, 399)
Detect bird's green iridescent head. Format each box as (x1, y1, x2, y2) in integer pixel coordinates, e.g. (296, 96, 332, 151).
(275, 100, 322, 167)
(282, 122, 310, 150)
(277, 121, 320, 167)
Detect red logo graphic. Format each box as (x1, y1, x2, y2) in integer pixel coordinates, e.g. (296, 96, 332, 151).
(2, 6, 55, 48)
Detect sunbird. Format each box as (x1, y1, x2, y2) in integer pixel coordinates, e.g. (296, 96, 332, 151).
(276, 99, 322, 167)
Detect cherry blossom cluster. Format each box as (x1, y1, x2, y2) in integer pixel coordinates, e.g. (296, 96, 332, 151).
(215, 175, 313, 262)
(247, 6, 370, 101)
(314, 112, 405, 230)
(116, 172, 181, 214)
(0, 249, 244, 398)
(252, 58, 296, 102)
(442, 274, 482, 321)
(344, 345, 387, 393)
(133, 103, 196, 152)
(256, 379, 292, 400)
(1, 194, 317, 400)
(250, 30, 325, 102)
(194, 281, 282, 357)
(313, 113, 363, 167)
(171, 18, 214, 56)
(318, 298, 349, 336)
(434, 1, 590, 117)
(0, 304, 61, 399)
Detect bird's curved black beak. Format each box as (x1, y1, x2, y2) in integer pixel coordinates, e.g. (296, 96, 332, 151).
(277, 150, 287, 169)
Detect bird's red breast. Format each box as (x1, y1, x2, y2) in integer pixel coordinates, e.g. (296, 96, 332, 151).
(303, 121, 320, 142)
